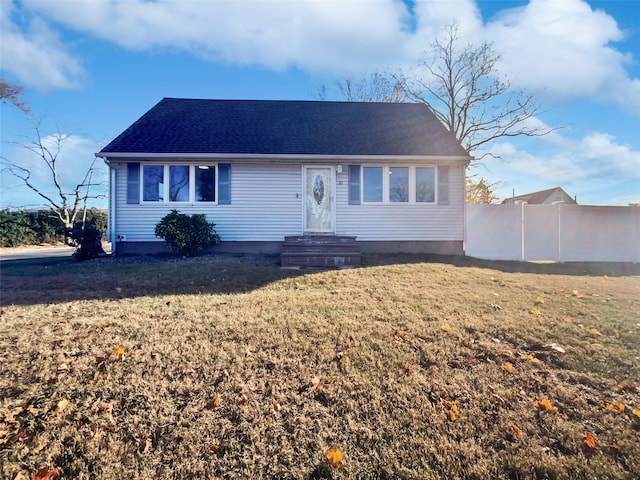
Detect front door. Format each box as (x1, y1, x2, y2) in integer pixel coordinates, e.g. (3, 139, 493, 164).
(304, 166, 334, 233)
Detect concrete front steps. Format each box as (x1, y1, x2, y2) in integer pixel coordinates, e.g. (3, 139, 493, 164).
(280, 235, 361, 268)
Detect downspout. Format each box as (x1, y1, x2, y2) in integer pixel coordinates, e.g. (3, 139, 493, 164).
(99, 156, 116, 256)
(110, 163, 116, 256)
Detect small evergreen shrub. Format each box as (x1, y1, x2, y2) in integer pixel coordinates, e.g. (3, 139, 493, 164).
(154, 210, 220, 257)
(71, 219, 106, 261)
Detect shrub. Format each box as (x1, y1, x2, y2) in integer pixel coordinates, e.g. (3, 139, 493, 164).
(154, 210, 220, 257)
(70, 219, 106, 261)
(0, 209, 35, 246)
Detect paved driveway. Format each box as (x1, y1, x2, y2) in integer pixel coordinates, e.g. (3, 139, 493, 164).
(0, 244, 112, 261)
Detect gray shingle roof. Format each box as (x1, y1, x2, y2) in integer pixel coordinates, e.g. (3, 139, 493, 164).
(99, 98, 469, 157)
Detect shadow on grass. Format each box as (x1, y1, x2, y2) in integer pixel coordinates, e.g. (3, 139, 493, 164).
(363, 253, 640, 277)
(1, 252, 638, 307)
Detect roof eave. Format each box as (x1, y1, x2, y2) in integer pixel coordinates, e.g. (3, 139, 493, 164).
(96, 152, 471, 164)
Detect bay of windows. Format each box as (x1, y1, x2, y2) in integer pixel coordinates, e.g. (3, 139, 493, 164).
(142, 164, 217, 203)
(361, 166, 439, 204)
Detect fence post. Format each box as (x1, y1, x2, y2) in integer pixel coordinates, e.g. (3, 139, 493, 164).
(520, 202, 526, 261)
(557, 203, 562, 262)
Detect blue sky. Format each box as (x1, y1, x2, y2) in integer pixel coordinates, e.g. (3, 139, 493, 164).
(1, 0, 639, 208)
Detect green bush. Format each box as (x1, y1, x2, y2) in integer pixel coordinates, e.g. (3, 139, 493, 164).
(0, 208, 108, 247)
(0, 209, 35, 246)
(154, 210, 220, 257)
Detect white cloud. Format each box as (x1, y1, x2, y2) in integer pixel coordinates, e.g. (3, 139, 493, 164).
(485, 125, 640, 204)
(484, 0, 640, 114)
(0, 1, 85, 90)
(4, 0, 638, 114)
(20, 0, 418, 74)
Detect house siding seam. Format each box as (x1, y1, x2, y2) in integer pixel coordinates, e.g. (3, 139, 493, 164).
(112, 161, 465, 243)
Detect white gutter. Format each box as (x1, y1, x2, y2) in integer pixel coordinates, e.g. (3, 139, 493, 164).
(95, 152, 471, 167)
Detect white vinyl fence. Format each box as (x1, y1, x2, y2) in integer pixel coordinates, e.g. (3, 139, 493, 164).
(465, 204, 640, 263)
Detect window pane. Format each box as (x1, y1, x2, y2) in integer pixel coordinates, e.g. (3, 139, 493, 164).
(195, 166, 216, 202)
(169, 165, 190, 202)
(389, 167, 408, 202)
(143, 165, 164, 202)
(363, 167, 383, 202)
(416, 167, 435, 203)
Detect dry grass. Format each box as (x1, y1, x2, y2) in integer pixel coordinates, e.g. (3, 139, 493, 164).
(1, 254, 639, 479)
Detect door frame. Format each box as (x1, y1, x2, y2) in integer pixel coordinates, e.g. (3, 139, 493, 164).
(302, 165, 336, 234)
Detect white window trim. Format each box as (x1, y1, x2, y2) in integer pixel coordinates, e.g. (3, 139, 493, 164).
(141, 163, 218, 204)
(361, 165, 439, 205)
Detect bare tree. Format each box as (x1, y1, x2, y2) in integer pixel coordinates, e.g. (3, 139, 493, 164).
(1, 122, 104, 242)
(400, 23, 552, 159)
(1, 79, 31, 114)
(318, 72, 405, 103)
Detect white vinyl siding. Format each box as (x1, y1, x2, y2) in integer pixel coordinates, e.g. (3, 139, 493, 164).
(111, 160, 466, 243)
(335, 164, 465, 241)
(113, 162, 302, 241)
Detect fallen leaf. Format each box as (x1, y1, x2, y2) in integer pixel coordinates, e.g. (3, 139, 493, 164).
(590, 328, 602, 336)
(609, 444, 621, 454)
(535, 399, 557, 413)
(606, 402, 625, 413)
(14, 431, 34, 442)
(52, 399, 68, 416)
(395, 328, 404, 337)
(498, 350, 516, 361)
(111, 347, 125, 360)
(326, 447, 344, 468)
(535, 296, 545, 305)
(31, 467, 59, 480)
(449, 404, 459, 421)
(631, 409, 640, 420)
(530, 308, 541, 316)
(511, 424, 523, 441)
(211, 443, 220, 453)
(501, 363, 516, 373)
(209, 395, 221, 409)
(583, 432, 597, 449)
(520, 353, 542, 364)
(441, 323, 451, 332)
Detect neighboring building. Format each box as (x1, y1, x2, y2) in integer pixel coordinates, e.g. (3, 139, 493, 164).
(96, 98, 471, 261)
(502, 187, 577, 205)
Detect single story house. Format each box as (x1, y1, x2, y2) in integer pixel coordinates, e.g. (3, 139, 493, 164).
(502, 187, 577, 205)
(96, 98, 471, 263)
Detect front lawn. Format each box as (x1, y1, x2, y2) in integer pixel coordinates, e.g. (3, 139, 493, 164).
(1, 255, 639, 479)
